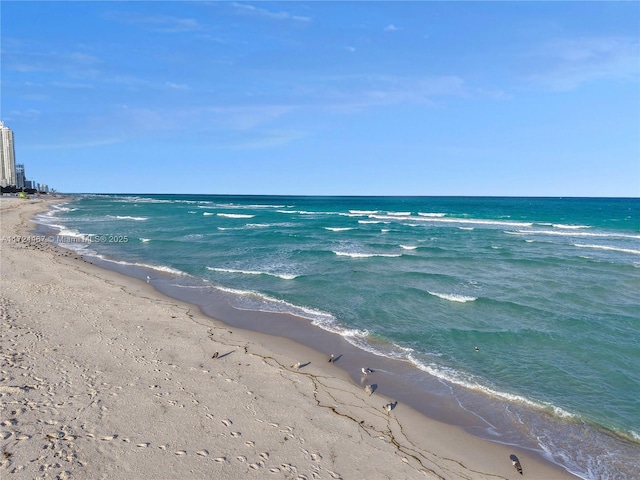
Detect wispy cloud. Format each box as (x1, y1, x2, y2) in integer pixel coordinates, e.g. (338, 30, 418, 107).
(231, 3, 311, 23)
(5, 109, 42, 122)
(6, 50, 100, 74)
(197, 105, 298, 131)
(524, 36, 639, 91)
(96, 103, 298, 138)
(23, 138, 124, 150)
(384, 24, 398, 32)
(104, 11, 204, 33)
(296, 73, 471, 112)
(218, 129, 307, 150)
(165, 82, 189, 90)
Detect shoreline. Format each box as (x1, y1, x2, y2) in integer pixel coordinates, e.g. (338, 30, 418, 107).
(1, 196, 579, 479)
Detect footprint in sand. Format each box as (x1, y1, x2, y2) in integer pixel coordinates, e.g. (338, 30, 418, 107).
(236, 455, 247, 463)
(214, 457, 226, 463)
(230, 431, 241, 437)
(196, 450, 209, 457)
(245, 441, 255, 447)
(259, 452, 269, 460)
(281, 463, 297, 473)
(221, 419, 232, 427)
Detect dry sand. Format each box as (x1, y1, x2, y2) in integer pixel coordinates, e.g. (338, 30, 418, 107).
(0, 196, 579, 479)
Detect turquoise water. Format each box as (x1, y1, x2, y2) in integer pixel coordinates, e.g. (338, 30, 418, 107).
(39, 195, 639, 479)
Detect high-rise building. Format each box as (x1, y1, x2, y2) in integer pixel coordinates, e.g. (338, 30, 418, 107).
(16, 164, 25, 189)
(0, 121, 16, 187)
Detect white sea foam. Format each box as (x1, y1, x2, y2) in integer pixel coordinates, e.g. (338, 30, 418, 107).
(34, 210, 86, 239)
(108, 215, 149, 221)
(400, 245, 417, 250)
(278, 210, 332, 216)
(418, 212, 446, 217)
(213, 285, 335, 323)
(573, 244, 640, 255)
(349, 210, 379, 215)
(203, 202, 284, 210)
(181, 233, 204, 240)
(324, 227, 354, 232)
(246, 204, 286, 209)
(203, 212, 215, 216)
(369, 214, 533, 228)
(140, 238, 151, 243)
(405, 353, 576, 419)
(217, 213, 255, 219)
(552, 223, 591, 229)
(334, 251, 402, 258)
(387, 211, 412, 216)
(93, 256, 186, 276)
(458, 227, 474, 231)
(246, 223, 271, 228)
(33, 213, 68, 232)
(109, 196, 172, 204)
(206, 266, 298, 280)
(427, 291, 477, 303)
(50, 205, 78, 213)
(511, 229, 640, 239)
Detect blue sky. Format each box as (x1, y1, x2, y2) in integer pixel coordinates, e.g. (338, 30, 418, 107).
(2, 1, 639, 196)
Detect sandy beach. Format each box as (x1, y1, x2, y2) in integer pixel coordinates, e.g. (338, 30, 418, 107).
(0, 196, 579, 479)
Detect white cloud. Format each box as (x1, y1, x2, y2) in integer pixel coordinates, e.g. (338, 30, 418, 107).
(305, 73, 470, 112)
(24, 138, 123, 150)
(165, 82, 189, 90)
(525, 36, 639, 91)
(104, 11, 204, 33)
(231, 3, 311, 22)
(384, 24, 398, 32)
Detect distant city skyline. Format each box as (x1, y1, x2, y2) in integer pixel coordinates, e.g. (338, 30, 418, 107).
(2, 2, 639, 196)
(0, 121, 51, 193)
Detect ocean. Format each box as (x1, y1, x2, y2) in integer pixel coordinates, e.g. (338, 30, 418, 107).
(37, 195, 639, 479)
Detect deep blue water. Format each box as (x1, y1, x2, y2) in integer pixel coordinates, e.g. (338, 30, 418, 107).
(38, 195, 639, 479)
